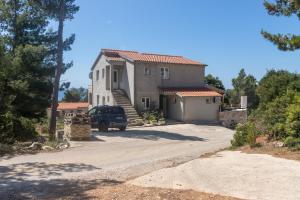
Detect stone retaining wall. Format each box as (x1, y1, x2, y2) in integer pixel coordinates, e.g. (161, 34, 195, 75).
(219, 109, 247, 128)
(64, 113, 91, 140)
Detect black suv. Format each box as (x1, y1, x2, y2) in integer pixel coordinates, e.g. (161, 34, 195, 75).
(88, 106, 127, 131)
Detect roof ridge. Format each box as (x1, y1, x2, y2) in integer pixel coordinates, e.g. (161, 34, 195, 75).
(102, 48, 138, 53)
(141, 52, 182, 57)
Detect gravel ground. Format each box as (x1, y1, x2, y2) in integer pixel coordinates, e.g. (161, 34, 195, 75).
(85, 184, 241, 200)
(0, 124, 234, 199)
(129, 151, 300, 200)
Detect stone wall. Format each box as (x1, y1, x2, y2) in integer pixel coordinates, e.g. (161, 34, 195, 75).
(64, 113, 91, 140)
(219, 109, 247, 128)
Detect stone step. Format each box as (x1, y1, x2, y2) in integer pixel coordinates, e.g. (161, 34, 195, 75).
(115, 99, 131, 104)
(112, 89, 143, 126)
(115, 101, 131, 104)
(125, 111, 138, 115)
(127, 115, 140, 119)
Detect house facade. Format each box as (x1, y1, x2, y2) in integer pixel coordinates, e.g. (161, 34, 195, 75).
(89, 49, 222, 123)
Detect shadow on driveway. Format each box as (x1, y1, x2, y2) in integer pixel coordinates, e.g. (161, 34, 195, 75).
(94, 129, 207, 141)
(0, 162, 119, 199)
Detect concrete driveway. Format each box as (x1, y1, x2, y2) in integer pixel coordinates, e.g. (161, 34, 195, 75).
(0, 124, 234, 198)
(129, 151, 300, 200)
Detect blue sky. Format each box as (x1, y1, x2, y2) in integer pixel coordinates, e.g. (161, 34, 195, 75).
(61, 0, 300, 89)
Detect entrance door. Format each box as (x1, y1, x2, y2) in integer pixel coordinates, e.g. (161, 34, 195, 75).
(112, 70, 119, 89)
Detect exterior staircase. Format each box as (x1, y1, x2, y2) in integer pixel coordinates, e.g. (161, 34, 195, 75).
(112, 90, 143, 126)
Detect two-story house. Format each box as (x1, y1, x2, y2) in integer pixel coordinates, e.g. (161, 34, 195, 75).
(89, 49, 222, 124)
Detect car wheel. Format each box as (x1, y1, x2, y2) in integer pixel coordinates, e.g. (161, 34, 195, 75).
(98, 123, 106, 132)
(103, 125, 108, 132)
(119, 126, 126, 131)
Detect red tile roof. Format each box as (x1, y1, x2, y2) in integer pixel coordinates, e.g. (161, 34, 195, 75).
(160, 87, 222, 97)
(57, 102, 89, 110)
(106, 56, 125, 62)
(178, 91, 222, 97)
(102, 49, 206, 66)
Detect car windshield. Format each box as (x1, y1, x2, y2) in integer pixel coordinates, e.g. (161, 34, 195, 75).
(110, 107, 125, 114)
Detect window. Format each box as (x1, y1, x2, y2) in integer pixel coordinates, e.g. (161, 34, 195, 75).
(111, 107, 125, 114)
(173, 96, 177, 104)
(88, 107, 96, 115)
(89, 93, 92, 105)
(96, 70, 99, 80)
(144, 67, 151, 75)
(113, 70, 118, 82)
(206, 97, 212, 104)
(97, 95, 99, 105)
(102, 68, 105, 79)
(107, 96, 110, 102)
(213, 97, 216, 103)
(160, 67, 169, 79)
(141, 97, 150, 110)
(102, 96, 105, 105)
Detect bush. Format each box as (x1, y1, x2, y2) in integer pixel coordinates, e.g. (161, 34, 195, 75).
(271, 123, 286, 139)
(284, 136, 300, 150)
(246, 123, 257, 147)
(142, 109, 164, 124)
(286, 95, 300, 138)
(0, 112, 37, 144)
(231, 123, 248, 147)
(231, 122, 258, 148)
(0, 143, 13, 156)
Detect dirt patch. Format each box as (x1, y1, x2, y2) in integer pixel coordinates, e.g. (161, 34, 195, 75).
(86, 184, 241, 200)
(238, 144, 300, 162)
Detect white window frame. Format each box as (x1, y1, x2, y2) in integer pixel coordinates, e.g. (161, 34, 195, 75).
(160, 67, 169, 79)
(144, 67, 151, 75)
(141, 97, 150, 110)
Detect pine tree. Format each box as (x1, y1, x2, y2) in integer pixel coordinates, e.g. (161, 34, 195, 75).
(262, 0, 300, 51)
(0, 0, 54, 119)
(62, 87, 88, 102)
(35, 0, 79, 138)
(204, 74, 225, 90)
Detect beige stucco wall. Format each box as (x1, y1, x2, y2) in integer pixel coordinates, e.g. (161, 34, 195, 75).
(183, 96, 220, 121)
(134, 62, 205, 112)
(167, 95, 184, 121)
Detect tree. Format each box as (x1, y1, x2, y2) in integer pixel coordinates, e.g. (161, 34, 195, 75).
(0, 0, 54, 119)
(262, 0, 300, 51)
(204, 74, 225, 90)
(37, 0, 79, 138)
(256, 70, 299, 108)
(230, 69, 259, 108)
(62, 87, 88, 102)
(0, 0, 54, 143)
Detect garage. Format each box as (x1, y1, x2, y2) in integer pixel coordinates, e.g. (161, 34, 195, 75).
(161, 87, 223, 122)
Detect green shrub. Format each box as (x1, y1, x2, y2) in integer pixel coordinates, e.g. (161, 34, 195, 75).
(284, 136, 300, 150)
(142, 109, 164, 124)
(0, 112, 37, 144)
(246, 123, 257, 147)
(231, 122, 258, 148)
(0, 143, 13, 156)
(286, 95, 300, 138)
(231, 123, 248, 147)
(271, 123, 286, 139)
